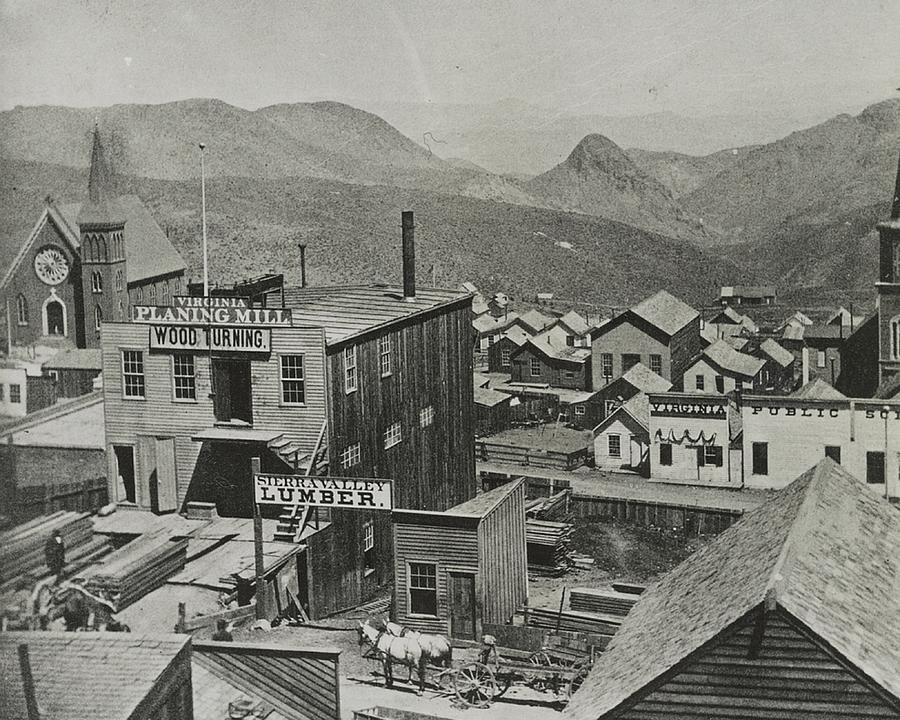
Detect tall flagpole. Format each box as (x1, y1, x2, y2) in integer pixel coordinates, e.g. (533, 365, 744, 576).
(200, 143, 209, 296)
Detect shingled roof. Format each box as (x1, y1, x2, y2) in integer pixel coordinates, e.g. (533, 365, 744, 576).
(619, 363, 672, 394)
(758, 338, 794, 368)
(526, 332, 591, 364)
(630, 290, 698, 337)
(566, 459, 900, 719)
(700, 339, 765, 379)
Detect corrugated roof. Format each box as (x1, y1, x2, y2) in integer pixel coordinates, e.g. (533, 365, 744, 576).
(620, 363, 672, 394)
(792, 377, 847, 400)
(630, 290, 698, 337)
(566, 460, 900, 719)
(42, 348, 103, 371)
(701, 340, 765, 378)
(526, 332, 591, 364)
(759, 338, 794, 368)
(1, 632, 189, 720)
(282, 285, 469, 346)
(474, 385, 512, 407)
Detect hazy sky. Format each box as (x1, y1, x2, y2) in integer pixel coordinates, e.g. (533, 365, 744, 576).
(1, 0, 897, 117)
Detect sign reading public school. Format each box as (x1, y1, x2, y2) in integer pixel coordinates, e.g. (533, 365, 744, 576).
(132, 304, 292, 327)
(149, 325, 271, 353)
(254, 474, 393, 509)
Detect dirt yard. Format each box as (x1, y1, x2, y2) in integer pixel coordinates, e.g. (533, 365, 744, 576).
(484, 426, 591, 453)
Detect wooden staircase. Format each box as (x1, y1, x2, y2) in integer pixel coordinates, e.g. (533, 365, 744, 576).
(272, 421, 328, 543)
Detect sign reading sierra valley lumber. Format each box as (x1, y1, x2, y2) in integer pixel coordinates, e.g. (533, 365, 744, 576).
(254, 474, 393, 509)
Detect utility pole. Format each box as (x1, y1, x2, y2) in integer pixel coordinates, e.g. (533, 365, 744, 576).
(884, 406, 891, 501)
(251, 457, 268, 620)
(200, 143, 209, 296)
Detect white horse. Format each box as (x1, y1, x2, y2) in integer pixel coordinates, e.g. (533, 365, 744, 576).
(383, 620, 453, 669)
(358, 619, 428, 694)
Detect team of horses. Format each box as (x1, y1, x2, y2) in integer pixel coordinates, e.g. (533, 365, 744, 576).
(357, 618, 452, 694)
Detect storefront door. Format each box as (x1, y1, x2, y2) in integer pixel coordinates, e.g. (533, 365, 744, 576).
(448, 572, 476, 641)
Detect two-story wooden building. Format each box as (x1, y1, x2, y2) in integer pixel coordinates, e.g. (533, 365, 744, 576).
(591, 290, 702, 388)
(683, 340, 765, 395)
(510, 333, 592, 390)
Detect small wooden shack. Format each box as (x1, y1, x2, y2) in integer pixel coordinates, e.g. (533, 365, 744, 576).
(474, 385, 513, 435)
(392, 479, 527, 641)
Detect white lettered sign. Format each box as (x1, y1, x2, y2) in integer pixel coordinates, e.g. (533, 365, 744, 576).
(254, 474, 393, 509)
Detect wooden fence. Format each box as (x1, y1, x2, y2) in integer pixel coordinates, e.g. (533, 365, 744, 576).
(482, 472, 571, 499)
(12, 477, 108, 522)
(475, 442, 589, 470)
(569, 494, 742, 535)
(193, 641, 341, 720)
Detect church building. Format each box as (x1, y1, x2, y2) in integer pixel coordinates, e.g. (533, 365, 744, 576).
(1, 128, 187, 351)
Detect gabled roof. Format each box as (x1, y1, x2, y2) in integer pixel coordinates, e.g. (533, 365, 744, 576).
(447, 477, 523, 517)
(719, 285, 776, 299)
(620, 362, 671, 394)
(499, 325, 532, 346)
(556, 310, 591, 336)
(77, 127, 126, 227)
(758, 338, 794, 368)
(1, 632, 189, 720)
(630, 290, 699, 337)
(778, 311, 813, 331)
(722, 334, 749, 351)
(698, 340, 765, 379)
(566, 460, 900, 719)
(792, 377, 847, 400)
(474, 385, 512, 407)
(594, 393, 650, 435)
(709, 306, 744, 324)
(42, 348, 103, 371)
(524, 332, 591, 365)
(473, 311, 519, 334)
(518, 308, 554, 334)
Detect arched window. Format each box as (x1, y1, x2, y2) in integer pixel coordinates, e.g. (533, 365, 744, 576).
(148, 284, 156, 304)
(892, 316, 900, 360)
(42, 293, 67, 336)
(115, 269, 124, 291)
(95, 305, 103, 331)
(160, 281, 169, 305)
(92, 271, 103, 293)
(118, 300, 125, 319)
(16, 294, 28, 325)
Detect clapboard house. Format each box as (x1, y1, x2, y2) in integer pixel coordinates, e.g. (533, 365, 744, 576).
(591, 291, 702, 389)
(510, 333, 592, 390)
(565, 459, 900, 720)
(101, 212, 476, 616)
(592, 362, 672, 422)
(42, 348, 102, 398)
(1, 128, 186, 352)
(392, 479, 527, 640)
(683, 340, 766, 395)
(486, 325, 531, 373)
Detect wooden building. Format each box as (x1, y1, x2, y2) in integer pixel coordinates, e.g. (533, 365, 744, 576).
(0, 128, 186, 352)
(782, 323, 846, 387)
(42, 348, 102, 398)
(1, 632, 194, 720)
(683, 340, 765, 395)
(705, 306, 758, 340)
(717, 284, 776, 306)
(753, 337, 795, 391)
(474, 385, 513, 436)
(592, 362, 671, 423)
(592, 394, 650, 476)
(0, 365, 52, 418)
(392, 479, 527, 641)
(487, 325, 530, 373)
(473, 311, 520, 351)
(591, 290, 702, 388)
(510, 334, 592, 390)
(565, 459, 900, 720)
(101, 213, 476, 616)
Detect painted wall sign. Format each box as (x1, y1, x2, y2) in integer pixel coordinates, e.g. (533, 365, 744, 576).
(650, 401, 727, 419)
(172, 295, 250, 309)
(132, 305, 292, 327)
(149, 325, 271, 353)
(254, 474, 393, 509)
(748, 405, 900, 420)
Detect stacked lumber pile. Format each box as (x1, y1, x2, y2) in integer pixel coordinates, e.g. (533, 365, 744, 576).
(526, 607, 622, 637)
(526, 520, 574, 576)
(524, 489, 570, 520)
(0, 512, 98, 586)
(569, 588, 639, 616)
(612, 582, 646, 596)
(87, 533, 188, 610)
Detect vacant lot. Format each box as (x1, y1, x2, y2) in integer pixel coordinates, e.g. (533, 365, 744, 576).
(485, 426, 592, 453)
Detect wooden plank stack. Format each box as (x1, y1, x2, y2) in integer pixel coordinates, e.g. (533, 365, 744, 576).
(86, 533, 188, 610)
(525, 489, 570, 521)
(569, 587, 640, 616)
(526, 519, 574, 576)
(612, 581, 646, 596)
(0, 511, 95, 586)
(526, 606, 622, 637)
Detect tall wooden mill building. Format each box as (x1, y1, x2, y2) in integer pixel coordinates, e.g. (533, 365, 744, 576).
(100, 213, 476, 617)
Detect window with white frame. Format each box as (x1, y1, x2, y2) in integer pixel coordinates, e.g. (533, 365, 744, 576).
(379, 335, 392, 377)
(340, 442, 361, 469)
(344, 346, 358, 393)
(695, 374, 705, 391)
(608, 434, 621, 458)
(384, 422, 402, 449)
(530, 357, 541, 377)
(816, 350, 826, 368)
(563, 369, 575, 379)
(16, 294, 28, 325)
(363, 520, 375, 573)
(408, 562, 437, 615)
(161, 282, 169, 305)
(891, 317, 900, 359)
(172, 354, 196, 400)
(500, 348, 511, 368)
(649, 354, 662, 375)
(696, 444, 723, 467)
(148, 284, 156, 304)
(94, 305, 103, 331)
(10, 384, 22, 404)
(574, 404, 585, 416)
(280, 355, 305, 405)
(601, 353, 613, 378)
(122, 350, 145, 398)
(115, 269, 124, 291)
(91, 271, 103, 293)
(419, 406, 434, 427)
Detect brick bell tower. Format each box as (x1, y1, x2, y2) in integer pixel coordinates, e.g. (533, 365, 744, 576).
(876, 153, 900, 385)
(77, 127, 129, 348)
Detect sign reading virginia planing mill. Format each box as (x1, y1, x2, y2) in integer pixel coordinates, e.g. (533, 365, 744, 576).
(132, 304, 293, 327)
(254, 474, 393, 510)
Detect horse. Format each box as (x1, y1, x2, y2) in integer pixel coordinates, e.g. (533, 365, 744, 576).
(383, 620, 453, 669)
(357, 619, 427, 694)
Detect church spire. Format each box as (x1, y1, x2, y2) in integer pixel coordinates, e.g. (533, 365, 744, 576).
(87, 124, 112, 204)
(78, 125, 124, 227)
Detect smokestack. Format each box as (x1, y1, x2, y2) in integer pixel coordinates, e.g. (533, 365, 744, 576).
(402, 211, 415, 300)
(298, 243, 307, 289)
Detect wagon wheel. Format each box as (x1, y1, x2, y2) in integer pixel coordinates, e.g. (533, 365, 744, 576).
(564, 665, 590, 703)
(528, 650, 553, 691)
(453, 662, 500, 708)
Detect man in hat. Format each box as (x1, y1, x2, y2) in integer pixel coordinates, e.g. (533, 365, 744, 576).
(44, 529, 66, 584)
(212, 618, 234, 641)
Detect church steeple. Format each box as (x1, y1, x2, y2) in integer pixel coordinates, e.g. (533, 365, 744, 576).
(77, 126, 124, 228)
(875, 152, 900, 385)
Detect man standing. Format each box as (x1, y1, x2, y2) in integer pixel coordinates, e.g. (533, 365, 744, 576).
(44, 529, 66, 584)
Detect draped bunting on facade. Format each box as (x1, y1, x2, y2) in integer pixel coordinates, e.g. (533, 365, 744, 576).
(655, 428, 717, 445)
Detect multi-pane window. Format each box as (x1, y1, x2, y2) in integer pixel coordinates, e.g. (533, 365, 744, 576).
(530, 357, 541, 377)
(752, 442, 768, 475)
(695, 374, 705, 391)
(696, 445, 723, 467)
(122, 350, 145, 398)
(94, 305, 102, 331)
(409, 563, 437, 615)
(161, 282, 169, 305)
(608, 434, 621, 458)
(340, 443, 361, 469)
(574, 404, 585, 416)
(649, 354, 662, 375)
(659, 443, 673, 466)
(379, 335, 392, 377)
(115, 269, 124, 291)
(148, 284, 156, 303)
(420, 406, 434, 428)
(344, 346, 358, 394)
(280, 355, 305, 405)
(363, 520, 375, 572)
(172, 354, 196, 400)
(16, 294, 27, 325)
(91, 271, 103, 293)
(500, 348, 511, 368)
(9, 384, 21, 404)
(384, 422, 402, 449)
(601, 353, 613, 378)
(563, 369, 575, 379)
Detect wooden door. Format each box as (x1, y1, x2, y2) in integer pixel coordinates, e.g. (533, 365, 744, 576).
(448, 572, 476, 641)
(155, 438, 178, 513)
(136, 436, 156, 510)
(212, 360, 232, 422)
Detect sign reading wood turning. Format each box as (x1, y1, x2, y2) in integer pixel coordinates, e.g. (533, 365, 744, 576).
(254, 474, 393, 509)
(149, 325, 271, 353)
